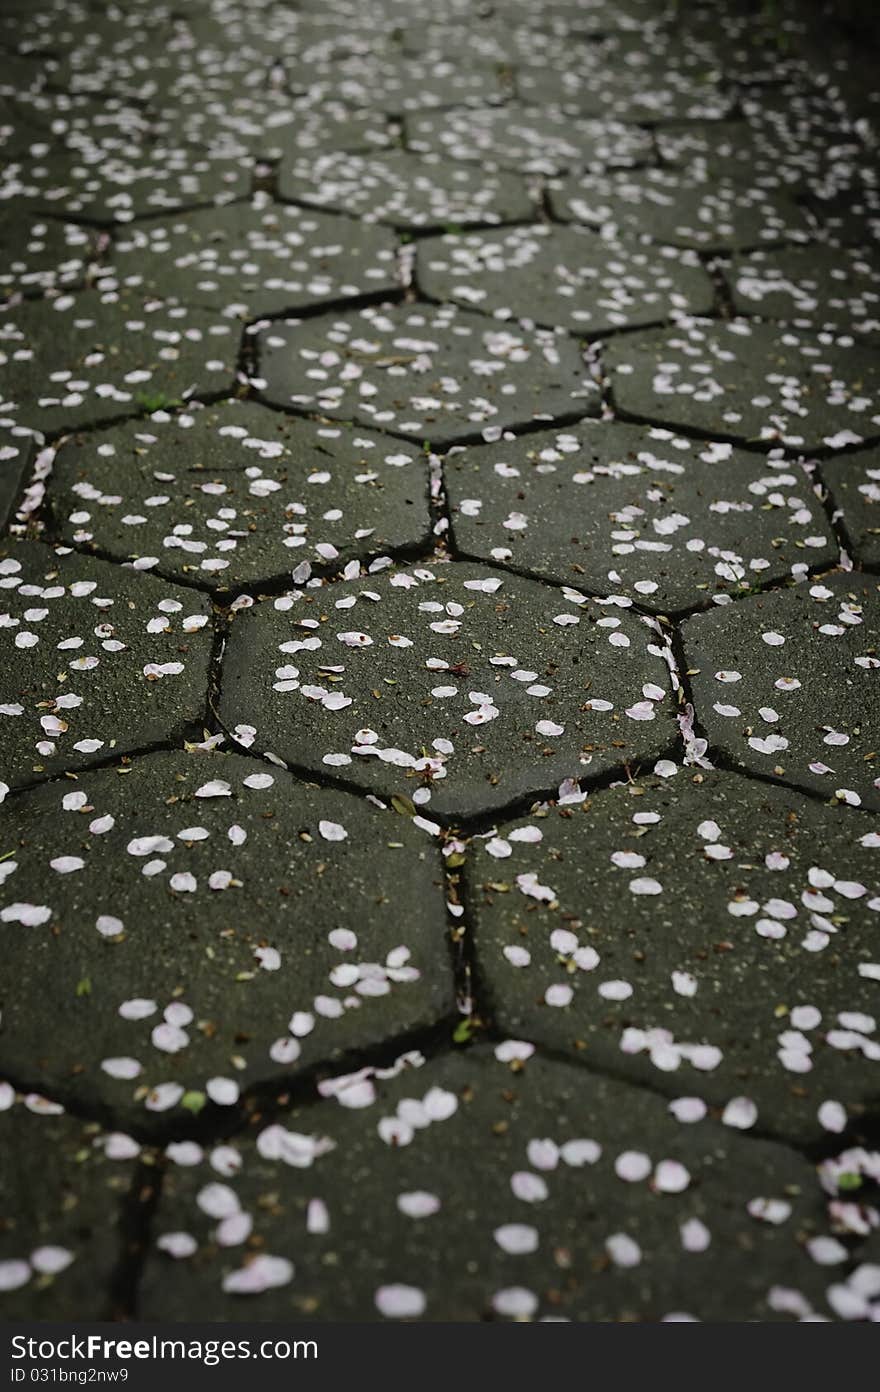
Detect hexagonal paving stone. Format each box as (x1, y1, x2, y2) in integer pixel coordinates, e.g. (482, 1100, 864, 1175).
(16, 7, 174, 100)
(49, 402, 432, 590)
(393, 19, 512, 64)
(603, 319, 880, 452)
(0, 1089, 137, 1319)
(731, 246, 880, 345)
(0, 95, 51, 164)
(467, 772, 880, 1140)
(494, 0, 676, 32)
(294, 0, 476, 30)
(549, 168, 811, 252)
(138, 1047, 830, 1321)
(0, 542, 213, 791)
(405, 107, 654, 176)
(682, 574, 880, 810)
(821, 451, 880, 566)
(257, 303, 598, 448)
(513, 42, 732, 121)
(0, 212, 104, 299)
(44, 28, 275, 106)
(179, 4, 344, 52)
(2, 142, 251, 224)
(277, 150, 533, 231)
(169, 94, 394, 163)
(0, 0, 69, 48)
(0, 751, 452, 1125)
(106, 199, 399, 320)
(737, 84, 865, 174)
(654, 117, 860, 195)
(398, 19, 666, 70)
(178, 8, 368, 68)
(11, 89, 158, 147)
(416, 225, 713, 335)
(0, 431, 35, 533)
(0, 290, 238, 436)
(288, 55, 509, 112)
(808, 181, 880, 249)
(678, 10, 805, 86)
(446, 421, 835, 613)
(218, 562, 676, 820)
(0, 52, 46, 101)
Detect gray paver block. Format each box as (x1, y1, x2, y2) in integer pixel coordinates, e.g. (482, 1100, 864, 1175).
(731, 246, 880, 345)
(808, 183, 880, 248)
(0, 213, 104, 298)
(682, 573, 880, 810)
(218, 561, 677, 820)
(678, 13, 803, 85)
(417, 225, 714, 335)
(0, 751, 453, 1127)
(655, 116, 861, 194)
(14, 8, 171, 95)
(0, 1089, 137, 1319)
(0, 431, 35, 533)
(468, 772, 880, 1141)
(493, 0, 676, 31)
(395, 9, 674, 74)
(0, 291, 238, 436)
(405, 107, 654, 176)
(3, 142, 251, 224)
(821, 450, 880, 566)
(277, 150, 534, 230)
(0, 53, 46, 100)
(604, 318, 880, 452)
(138, 1047, 830, 1321)
(257, 303, 599, 447)
(513, 41, 732, 121)
(45, 27, 276, 107)
(0, 542, 213, 791)
(0, 95, 51, 163)
(738, 83, 863, 155)
(549, 168, 811, 252)
(106, 199, 399, 320)
(446, 420, 835, 612)
(287, 55, 509, 113)
(49, 401, 432, 590)
(9, 90, 157, 146)
(168, 96, 394, 162)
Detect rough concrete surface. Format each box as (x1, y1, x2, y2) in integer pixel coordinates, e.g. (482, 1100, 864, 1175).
(0, 0, 878, 1326)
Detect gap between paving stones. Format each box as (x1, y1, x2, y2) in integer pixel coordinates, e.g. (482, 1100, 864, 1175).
(16, 729, 874, 1156)
(14, 432, 869, 785)
(11, 1021, 879, 1320)
(9, 1033, 876, 1321)
(36, 512, 852, 625)
(10, 389, 868, 643)
(605, 397, 880, 459)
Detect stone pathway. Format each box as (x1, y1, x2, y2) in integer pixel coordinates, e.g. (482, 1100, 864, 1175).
(1, 0, 879, 1324)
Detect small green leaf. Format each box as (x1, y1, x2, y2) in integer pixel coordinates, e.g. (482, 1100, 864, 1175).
(837, 1172, 862, 1192)
(453, 1017, 477, 1045)
(391, 794, 416, 817)
(135, 391, 182, 414)
(181, 1090, 207, 1114)
(75, 977, 91, 997)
